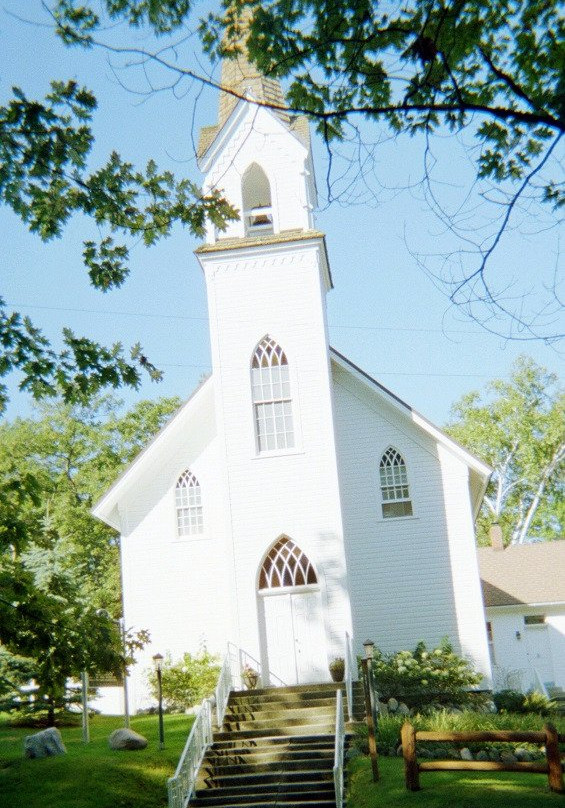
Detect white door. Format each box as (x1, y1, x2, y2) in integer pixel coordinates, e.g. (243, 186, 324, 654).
(525, 626, 554, 690)
(263, 590, 327, 686)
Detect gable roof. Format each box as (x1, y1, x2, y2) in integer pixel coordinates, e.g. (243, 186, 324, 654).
(330, 348, 492, 479)
(92, 376, 215, 530)
(479, 541, 565, 607)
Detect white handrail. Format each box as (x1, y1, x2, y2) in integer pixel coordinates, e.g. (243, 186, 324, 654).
(344, 631, 354, 721)
(215, 651, 234, 728)
(333, 689, 345, 808)
(167, 697, 213, 808)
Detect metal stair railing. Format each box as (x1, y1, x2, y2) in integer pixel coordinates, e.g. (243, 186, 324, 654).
(168, 644, 239, 808)
(344, 631, 355, 721)
(333, 688, 345, 808)
(167, 696, 213, 808)
(215, 649, 234, 728)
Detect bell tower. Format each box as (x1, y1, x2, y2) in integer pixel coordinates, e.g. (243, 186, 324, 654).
(197, 36, 317, 242)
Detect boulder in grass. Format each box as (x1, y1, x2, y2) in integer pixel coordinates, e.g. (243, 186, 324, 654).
(109, 728, 148, 751)
(24, 727, 66, 758)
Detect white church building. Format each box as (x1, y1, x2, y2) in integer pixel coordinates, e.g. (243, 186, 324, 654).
(94, 49, 493, 712)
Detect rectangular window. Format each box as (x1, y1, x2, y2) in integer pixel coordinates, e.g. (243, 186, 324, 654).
(524, 615, 546, 625)
(175, 472, 203, 536)
(382, 500, 413, 518)
(486, 621, 495, 665)
(252, 340, 294, 454)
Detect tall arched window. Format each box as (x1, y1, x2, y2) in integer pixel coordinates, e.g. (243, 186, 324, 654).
(379, 447, 413, 518)
(242, 163, 273, 235)
(175, 470, 203, 535)
(259, 537, 317, 590)
(251, 336, 294, 453)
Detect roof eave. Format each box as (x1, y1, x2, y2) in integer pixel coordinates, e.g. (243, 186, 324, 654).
(92, 376, 213, 528)
(330, 348, 492, 481)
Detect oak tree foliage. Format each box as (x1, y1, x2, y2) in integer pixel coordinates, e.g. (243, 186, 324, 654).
(51, 0, 564, 342)
(0, 0, 563, 408)
(0, 77, 237, 412)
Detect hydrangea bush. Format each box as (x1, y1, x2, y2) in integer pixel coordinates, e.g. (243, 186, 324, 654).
(148, 649, 221, 712)
(370, 638, 483, 709)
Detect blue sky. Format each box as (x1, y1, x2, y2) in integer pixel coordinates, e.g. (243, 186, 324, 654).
(1, 1, 563, 426)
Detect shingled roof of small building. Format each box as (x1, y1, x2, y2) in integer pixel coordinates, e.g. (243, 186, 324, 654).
(478, 541, 565, 607)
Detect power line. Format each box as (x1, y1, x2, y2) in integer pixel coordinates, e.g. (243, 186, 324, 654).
(5, 301, 482, 336)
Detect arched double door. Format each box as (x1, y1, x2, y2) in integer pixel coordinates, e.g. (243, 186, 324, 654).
(258, 537, 328, 686)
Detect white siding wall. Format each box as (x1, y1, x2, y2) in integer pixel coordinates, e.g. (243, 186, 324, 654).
(199, 237, 352, 677)
(118, 388, 233, 711)
(332, 361, 491, 680)
(488, 606, 565, 692)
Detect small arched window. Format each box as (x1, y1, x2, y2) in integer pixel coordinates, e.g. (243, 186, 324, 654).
(259, 537, 317, 590)
(175, 470, 203, 536)
(379, 447, 413, 518)
(242, 163, 273, 235)
(251, 336, 294, 453)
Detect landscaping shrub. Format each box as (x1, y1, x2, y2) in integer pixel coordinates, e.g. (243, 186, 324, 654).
(494, 688, 556, 716)
(148, 649, 221, 712)
(369, 638, 483, 709)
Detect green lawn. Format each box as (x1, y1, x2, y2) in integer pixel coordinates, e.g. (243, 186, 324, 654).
(2, 714, 563, 808)
(348, 756, 565, 807)
(0, 713, 193, 808)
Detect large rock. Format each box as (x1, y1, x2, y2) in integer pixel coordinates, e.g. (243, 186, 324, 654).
(460, 747, 474, 761)
(109, 728, 148, 751)
(24, 727, 66, 758)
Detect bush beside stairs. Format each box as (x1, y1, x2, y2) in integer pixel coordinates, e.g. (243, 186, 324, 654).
(189, 681, 365, 808)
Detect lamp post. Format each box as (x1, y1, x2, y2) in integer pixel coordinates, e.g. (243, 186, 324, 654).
(152, 653, 165, 750)
(361, 640, 379, 782)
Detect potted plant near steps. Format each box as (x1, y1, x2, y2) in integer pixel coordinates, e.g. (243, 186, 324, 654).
(329, 657, 345, 682)
(242, 665, 259, 690)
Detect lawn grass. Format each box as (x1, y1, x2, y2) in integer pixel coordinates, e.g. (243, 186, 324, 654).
(2, 713, 563, 808)
(348, 755, 565, 807)
(0, 713, 193, 808)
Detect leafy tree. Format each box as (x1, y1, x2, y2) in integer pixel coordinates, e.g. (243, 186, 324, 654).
(147, 649, 221, 712)
(42, 0, 564, 343)
(446, 356, 564, 545)
(0, 394, 180, 723)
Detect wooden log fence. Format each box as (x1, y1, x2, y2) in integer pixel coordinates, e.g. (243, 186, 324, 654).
(401, 722, 564, 794)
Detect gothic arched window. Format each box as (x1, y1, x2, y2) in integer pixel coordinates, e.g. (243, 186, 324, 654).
(259, 537, 317, 590)
(242, 163, 273, 235)
(251, 336, 294, 453)
(379, 447, 413, 518)
(175, 470, 203, 535)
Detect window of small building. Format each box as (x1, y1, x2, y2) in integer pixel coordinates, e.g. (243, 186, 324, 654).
(524, 615, 546, 626)
(251, 336, 294, 453)
(486, 621, 496, 665)
(379, 447, 413, 518)
(175, 470, 203, 536)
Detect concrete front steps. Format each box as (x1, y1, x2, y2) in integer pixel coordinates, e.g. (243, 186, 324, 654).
(189, 681, 364, 808)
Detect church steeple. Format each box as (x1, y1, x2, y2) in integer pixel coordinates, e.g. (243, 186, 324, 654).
(197, 17, 316, 243)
